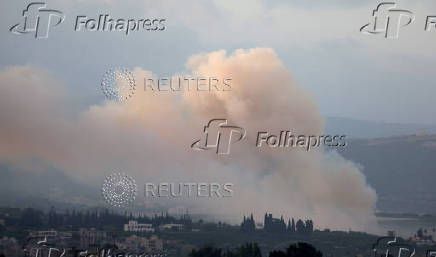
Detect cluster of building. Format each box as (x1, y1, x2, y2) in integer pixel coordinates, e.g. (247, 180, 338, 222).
(0, 236, 21, 257)
(410, 228, 435, 246)
(117, 235, 163, 252)
(11, 217, 191, 257)
(0, 207, 197, 257)
(124, 220, 154, 233)
(78, 226, 166, 251)
(124, 220, 185, 233)
(19, 228, 165, 257)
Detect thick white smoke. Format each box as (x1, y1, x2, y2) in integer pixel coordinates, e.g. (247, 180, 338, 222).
(0, 48, 377, 231)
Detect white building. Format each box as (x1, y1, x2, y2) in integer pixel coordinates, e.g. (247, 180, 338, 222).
(29, 230, 57, 238)
(159, 223, 184, 231)
(124, 220, 155, 233)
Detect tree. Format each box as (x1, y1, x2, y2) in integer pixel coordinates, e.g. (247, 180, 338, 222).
(305, 220, 314, 233)
(269, 251, 286, 257)
(20, 208, 43, 227)
(417, 228, 424, 238)
(269, 242, 322, 257)
(191, 243, 262, 257)
(241, 215, 255, 233)
(295, 220, 305, 233)
(190, 246, 222, 257)
(228, 243, 262, 257)
(48, 206, 58, 227)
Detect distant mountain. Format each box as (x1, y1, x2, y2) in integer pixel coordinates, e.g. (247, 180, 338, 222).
(337, 134, 436, 214)
(0, 165, 168, 213)
(0, 165, 100, 210)
(1, 128, 436, 216)
(325, 116, 436, 139)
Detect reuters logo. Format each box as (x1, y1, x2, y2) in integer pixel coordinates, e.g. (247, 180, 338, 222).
(102, 172, 137, 207)
(101, 67, 136, 102)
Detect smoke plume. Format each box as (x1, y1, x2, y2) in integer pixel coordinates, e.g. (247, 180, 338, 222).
(0, 48, 377, 231)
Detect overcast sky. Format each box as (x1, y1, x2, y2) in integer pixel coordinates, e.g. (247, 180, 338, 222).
(4, 0, 436, 230)
(1, 0, 436, 124)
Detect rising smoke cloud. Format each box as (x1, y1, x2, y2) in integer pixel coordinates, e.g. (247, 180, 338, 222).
(0, 48, 377, 231)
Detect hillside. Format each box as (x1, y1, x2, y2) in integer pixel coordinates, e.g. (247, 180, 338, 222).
(338, 134, 436, 214)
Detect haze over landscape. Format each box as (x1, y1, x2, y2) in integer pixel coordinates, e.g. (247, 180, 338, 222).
(0, 0, 436, 256)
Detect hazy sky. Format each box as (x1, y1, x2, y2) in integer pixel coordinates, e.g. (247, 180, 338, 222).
(3, 0, 436, 232)
(1, 0, 436, 124)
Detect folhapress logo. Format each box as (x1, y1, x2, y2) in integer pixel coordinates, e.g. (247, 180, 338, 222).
(192, 119, 347, 155)
(360, 2, 414, 39)
(10, 2, 166, 39)
(10, 2, 65, 38)
(191, 119, 246, 155)
(372, 237, 416, 257)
